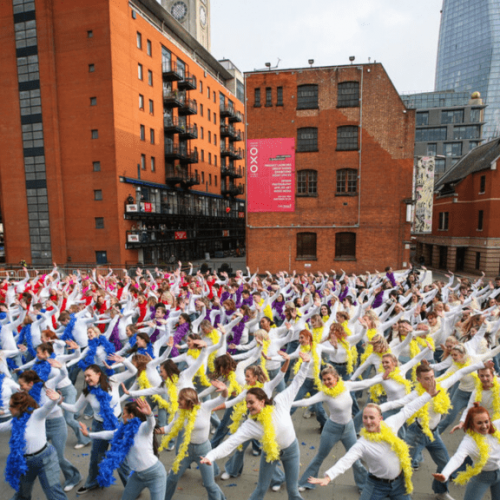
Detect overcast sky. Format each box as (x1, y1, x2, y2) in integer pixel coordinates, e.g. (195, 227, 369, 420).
(211, 0, 443, 94)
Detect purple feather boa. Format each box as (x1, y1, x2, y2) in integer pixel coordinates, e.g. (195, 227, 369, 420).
(108, 321, 122, 351)
(228, 315, 248, 355)
(171, 322, 190, 357)
(273, 301, 286, 320)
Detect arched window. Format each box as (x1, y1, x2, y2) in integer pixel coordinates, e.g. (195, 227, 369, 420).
(336, 169, 357, 194)
(337, 82, 359, 108)
(297, 127, 318, 152)
(297, 84, 318, 109)
(297, 170, 318, 196)
(335, 232, 356, 259)
(336, 126, 358, 151)
(297, 232, 317, 259)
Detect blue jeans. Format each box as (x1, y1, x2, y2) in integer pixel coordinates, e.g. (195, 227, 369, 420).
(284, 341, 299, 383)
(290, 378, 327, 427)
(211, 407, 232, 449)
(45, 417, 81, 489)
(298, 419, 367, 490)
(58, 384, 90, 446)
(405, 422, 449, 494)
(267, 368, 286, 393)
(464, 468, 500, 500)
(359, 472, 410, 500)
(437, 388, 471, 434)
(165, 440, 225, 500)
(249, 439, 302, 500)
(224, 439, 285, 486)
(11, 444, 68, 500)
(85, 419, 130, 489)
(121, 460, 166, 500)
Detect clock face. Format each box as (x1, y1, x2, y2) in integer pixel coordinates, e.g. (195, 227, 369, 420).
(200, 5, 207, 26)
(171, 1, 188, 21)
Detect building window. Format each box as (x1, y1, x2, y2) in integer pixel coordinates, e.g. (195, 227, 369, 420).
(415, 127, 447, 142)
(215, 175, 217, 187)
(93, 161, 101, 171)
(95, 217, 104, 229)
(470, 108, 482, 123)
(151, 156, 155, 172)
(141, 154, 146, 170)
(200, 103, 203, 116)
(469, 141, 479, 151)
(476, 252, 481, 270)
(94, 189, 102, 201)
(202, 172, 205, 184)
(214, 113, 217, 124)
(297, 84, 318, 109)
(131, 9, 136, 19)
(213, 91, 216, 103)
(150, 128, 155, 144)
(149, 99, 154, 114)
(209, 152, 212, 164)
(90, 97, 97, 106)
(207, 86, 210, 99)
(277, 86, 283, 106)
(427, 143, 437, 156)
(335, 232, 356, 259)
(265, 87, 272, 107)
(297, 127, 318, 152)
(209, 173, 212, 185)
(297, 170, 317, 196)
(140, 125, 145, 140)
(435, 158, 445, 174)
(214, 134, 217, 146)
(87, 30, 93, 38)
(91, 129, 98, 139)
(148, 70, 153, 86)
(214, 155, 217, 166)
(337, 82, 359, 108)
(480, 175, 486, 193)
(254, 88, 261, 107)
(199, 80, 203, 93)
(454, 125, 480, 140)
(441, 109, 464, 124)
(200, 127, 204, 139)
(208, 131, 211, 143)
(96, 251, 107, 264)
(336, 126, 358, 151)
(147, 39, 152, 56)
(88, 64, 95, 73)
(201, 150, 204, 162)
(139, 94, 144, 110)
(444, 142, 462, 157)
(438, 212, 449, 230)
(208, 109, 211, 120)
(297, 232, 317, 259)
(416, 112, 429, 126)
(136, 32, 142, 49)
(138, 63, 143, 80)
(336, 169, 357, 194)
(478, 210, 484, 230)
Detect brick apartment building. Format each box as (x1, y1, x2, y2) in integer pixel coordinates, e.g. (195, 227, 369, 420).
(416, 138, 500, 275)
(245, 63, 415, 274)
(0, 0, 245, 266)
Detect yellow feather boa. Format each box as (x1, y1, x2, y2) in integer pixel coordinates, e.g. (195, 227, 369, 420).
(369, 366, 413, 404)
(341, 320, 352, 337)
(475, 377, 500, 420)
(293, 343, 321, 389)
(360, 328, 378, 364)
(454, 429, 500, 485)
(438, 358, 480, 386)
(322, 315, 329, 323)
(408, 382, 452, 441)
(188, 348, 211, 387)
(226, 371, 242, 398)
(228, 381, 264, 435)
(367, 352, 389, 402)
(312, 327, 323, 344)
(338, 338, 357, 374)
(205, 329, 220, 372)
(321, 379, 346, 398)
(260, 339, 271, 380)
(159, 404, 200, 472)
(409, 336, 435, 382)
(251, 405, 280, 462)
(259, 299, 273, 321)
(360, 422, 413, 494)
(137, 370, 178, 423)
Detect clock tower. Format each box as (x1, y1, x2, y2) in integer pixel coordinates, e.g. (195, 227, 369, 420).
(162, 0, 211, 52)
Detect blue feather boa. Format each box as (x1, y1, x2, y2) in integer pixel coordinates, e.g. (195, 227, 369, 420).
(32, 353, 56, 382)
(29, 382, 44, 404)
(0, 373, 5, 409)
(137, 343, 154, 359)
(78, 336, 116, 372)
(18, 324, 36, 361)
(60, 313, 77, 341)
(97, 417, 142, 487)
(89, 385, 119, 430)
(128, 333, 137, 347)
(5, 410, 31, 490)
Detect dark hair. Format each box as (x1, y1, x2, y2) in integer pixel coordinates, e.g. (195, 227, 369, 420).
(464, 403, 496, 434)
(37, 342, 54, 355)
(213, 354, 236, 378)
(160, 360, 180, 384)
(131, 354, 150, 373)
(124, 402, 159, 456)
(416, 363, 433, 378)
(245, 365, 269, 383)
(10, 392, 38, 415)
(155, 303, 167, 313)
(127, 332, 151, 355)
(247, 387, 273, 406)
(83, 364, 111, 395)
(19, 369, 44, 386)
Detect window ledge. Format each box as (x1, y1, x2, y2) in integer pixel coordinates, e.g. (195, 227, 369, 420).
(296, 149, 319, 153)
(336, 148, 359, 152)
(337, 104, 360, 108)
(296, 106, 319, 110)
(296, 257, 318, 261)
(254, 104, 261, 108)
(276, 103, 283, 107)
(334, 256, 356, 261)
(477, 229, 483, 232)
(296, 193, 318, 198)
(438, 229, 448, 232)
(479, 191, 485, 195)
(265, 104, 273, 107)
(335, 192, 357, 197)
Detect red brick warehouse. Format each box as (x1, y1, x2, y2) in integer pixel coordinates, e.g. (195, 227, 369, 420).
(245, 63, 415, 274)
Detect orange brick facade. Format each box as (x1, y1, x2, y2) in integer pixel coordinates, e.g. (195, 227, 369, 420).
(0, 0, 245, 266)
(245, 64, 415, 274)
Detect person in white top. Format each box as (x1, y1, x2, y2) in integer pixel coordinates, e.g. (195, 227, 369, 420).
(433, 404, 500, 500)
(80, 398, 166, 500)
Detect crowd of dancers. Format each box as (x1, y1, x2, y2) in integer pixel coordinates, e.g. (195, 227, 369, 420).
(1, 262, 500, 500)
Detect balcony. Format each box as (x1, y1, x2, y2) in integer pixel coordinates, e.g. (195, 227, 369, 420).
(179, 123, 198, 140)
(162, 61, 183, 81)
(220, 124, 238, 140)
(163, 117, 185, 135)
(179, 150, 199, 164)
(165, 165, 200, 188)
(177, 71, 197, 91)
(220, 103, 235, 119)
(233, 129, 244, 142)
(163, 90, 185, 108)
(229, 110, 243, 123)
(178, 98, 197, 115)
(165, 143, 189, 161)
(221, 182, 244, 197)
(221, 165, 243, 178)
(220, 145, 243, 160)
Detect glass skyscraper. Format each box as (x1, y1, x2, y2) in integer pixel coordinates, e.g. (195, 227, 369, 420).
(435, 0, 500, 139)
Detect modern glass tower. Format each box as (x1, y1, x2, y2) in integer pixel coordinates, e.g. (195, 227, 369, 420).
(435, 0, 500, 139)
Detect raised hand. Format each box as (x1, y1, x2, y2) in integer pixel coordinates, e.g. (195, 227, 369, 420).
(308, 476, 331, 486)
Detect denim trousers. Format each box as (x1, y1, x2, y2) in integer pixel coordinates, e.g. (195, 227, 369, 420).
(211, 407, 233, 449)
(84, 419, 130, 489)
(121, 460, 166, 500)
(405, 422, 449, 494)
(11, 444, 68, 500)
(58, 384, 91, 446)
(266, 368, 286, 393)
(224, 439, 285, 486)
(165, 440, 225, 500)
(463, 468, 500, 500)
(298, 419, 367, 490)
(290, 378, 327, 427)
(359, 472, 410, 500)
(249, 439, 303, 500)
(45, 417, 81, 489)
(437, 388, 471, 434)
(284, 341, 299, 383)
